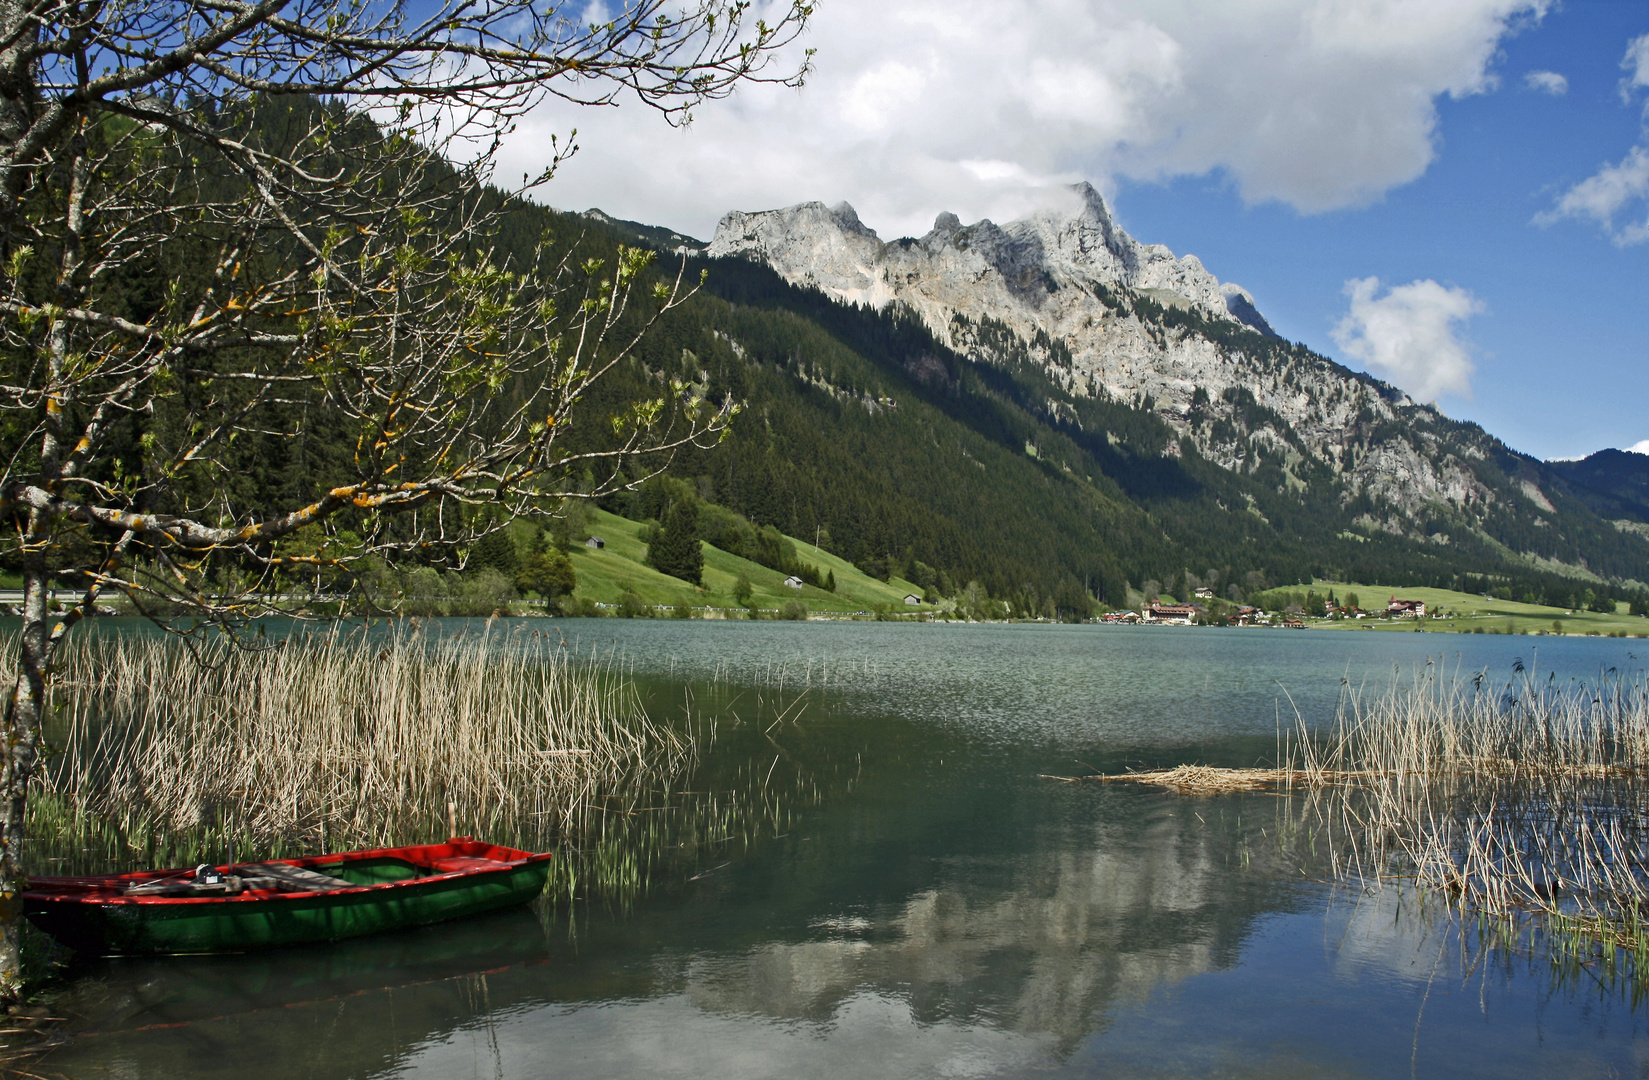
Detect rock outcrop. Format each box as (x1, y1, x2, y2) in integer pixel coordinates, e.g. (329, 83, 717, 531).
(708, 183, 1258, 330)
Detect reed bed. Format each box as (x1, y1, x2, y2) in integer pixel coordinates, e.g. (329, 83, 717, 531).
(1078, 661, 1649, 980)
(17, 627, 692, 873)
(1307, 663, 1649, 972)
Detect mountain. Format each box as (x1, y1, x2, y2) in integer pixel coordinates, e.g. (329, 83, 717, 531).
(1547, 450, 1649, 528)
(691, 185, 1649, 592)
(580, 208, 705, 254)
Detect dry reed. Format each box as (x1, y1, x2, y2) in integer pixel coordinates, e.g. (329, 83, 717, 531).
(17, 626, 692, 868)
(1070, 763, 1364, 793)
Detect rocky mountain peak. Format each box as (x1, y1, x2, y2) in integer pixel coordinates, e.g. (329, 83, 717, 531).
(707, 183, 1272, 335)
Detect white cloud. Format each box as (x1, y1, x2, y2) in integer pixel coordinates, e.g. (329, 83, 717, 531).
(1628, 440, 1649, 456)
(1524, 69, 1567, 95)
(1332, 277, 1483, 403)
(501, 0, 1551, 240)
(1538, 144, 1649, 245)
(1622, 33, 1649, 99)
(1542, 35, 1649, 245)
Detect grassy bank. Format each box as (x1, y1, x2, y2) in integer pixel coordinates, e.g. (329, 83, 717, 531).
(1089, 663, 1649, 985)
(0, 629, 831, 1007)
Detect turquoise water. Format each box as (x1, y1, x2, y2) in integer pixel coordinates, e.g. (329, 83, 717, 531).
(26, 622, 1649, 1078)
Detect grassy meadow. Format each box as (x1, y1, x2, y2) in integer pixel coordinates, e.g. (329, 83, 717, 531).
(565, 508, 933, 616)
(1307, 582, 1649, 637)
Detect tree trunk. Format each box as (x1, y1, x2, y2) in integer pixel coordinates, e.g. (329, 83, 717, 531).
(0, 563, 49, 1003)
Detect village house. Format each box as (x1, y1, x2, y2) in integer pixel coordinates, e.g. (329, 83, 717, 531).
(1146, 602, 1199, 625)
(783, 575, 804, 589)
(1194, 587, 1215, 599)
(903, 593, 922, 605)
(584, 536, 604, 549)
(1386, 597, 1427, 618)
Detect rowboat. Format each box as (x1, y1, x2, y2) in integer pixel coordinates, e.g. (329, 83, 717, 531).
(23, 837, 553, 956)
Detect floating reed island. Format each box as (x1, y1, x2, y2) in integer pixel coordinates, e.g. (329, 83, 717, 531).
(20, 627, 693, 876)
(1069, 662, 1649, 976)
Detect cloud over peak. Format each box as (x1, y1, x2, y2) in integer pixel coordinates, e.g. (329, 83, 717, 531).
(1332, 278, 1483, 404)
(505, 0, 1553, 239)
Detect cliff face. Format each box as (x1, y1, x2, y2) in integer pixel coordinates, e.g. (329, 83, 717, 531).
(704, 184, 1560, 541)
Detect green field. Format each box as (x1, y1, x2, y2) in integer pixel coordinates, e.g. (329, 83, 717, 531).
(566, 509, 933, 617)
(0, 512, 936, 619)
(1307, 582, 1649, 637)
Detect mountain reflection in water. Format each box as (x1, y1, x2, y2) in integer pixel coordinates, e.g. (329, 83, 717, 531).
(26, 622, 1649, 1078)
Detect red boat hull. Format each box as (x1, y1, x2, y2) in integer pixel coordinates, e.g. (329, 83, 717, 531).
(24, 838, 554, 955)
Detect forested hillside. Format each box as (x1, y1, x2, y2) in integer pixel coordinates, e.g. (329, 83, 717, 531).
(574, 215, 1649, 616)
(9, 97, 1643, 620)
(1548, 450, 1649, 526)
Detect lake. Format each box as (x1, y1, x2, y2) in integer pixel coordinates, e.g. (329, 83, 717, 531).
(25, 621, 1649, 1078)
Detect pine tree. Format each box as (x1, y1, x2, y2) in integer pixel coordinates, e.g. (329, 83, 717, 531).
(647, 498, 704, 585)
(469, 528, 521, 577)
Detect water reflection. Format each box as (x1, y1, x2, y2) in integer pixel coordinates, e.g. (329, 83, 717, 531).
(29, 764, 1325, 1079)
(31, 907, 557, 1078)
(686, 795, 1304, 1042)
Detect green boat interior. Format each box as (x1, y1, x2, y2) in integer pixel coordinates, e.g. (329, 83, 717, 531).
(119, 856, 464, 898)
(318, 858, 426, 887)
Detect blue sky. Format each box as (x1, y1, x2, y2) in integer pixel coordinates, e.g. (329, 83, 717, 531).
(506, 0, 1649, 462)
(1110, 2, 1649, 460)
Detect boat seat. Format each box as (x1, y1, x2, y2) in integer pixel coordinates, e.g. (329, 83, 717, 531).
(425, 857, 507, 874)
(238, 863, 356, 892)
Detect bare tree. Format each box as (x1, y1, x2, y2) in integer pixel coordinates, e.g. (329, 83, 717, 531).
(0, 0, 812, 998)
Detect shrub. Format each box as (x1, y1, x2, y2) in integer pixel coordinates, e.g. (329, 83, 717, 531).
(516, 548, 577, 599)
(558, 595, 602, 618)
(779, 600, 808, 621)
(450, 569, 518, 616)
